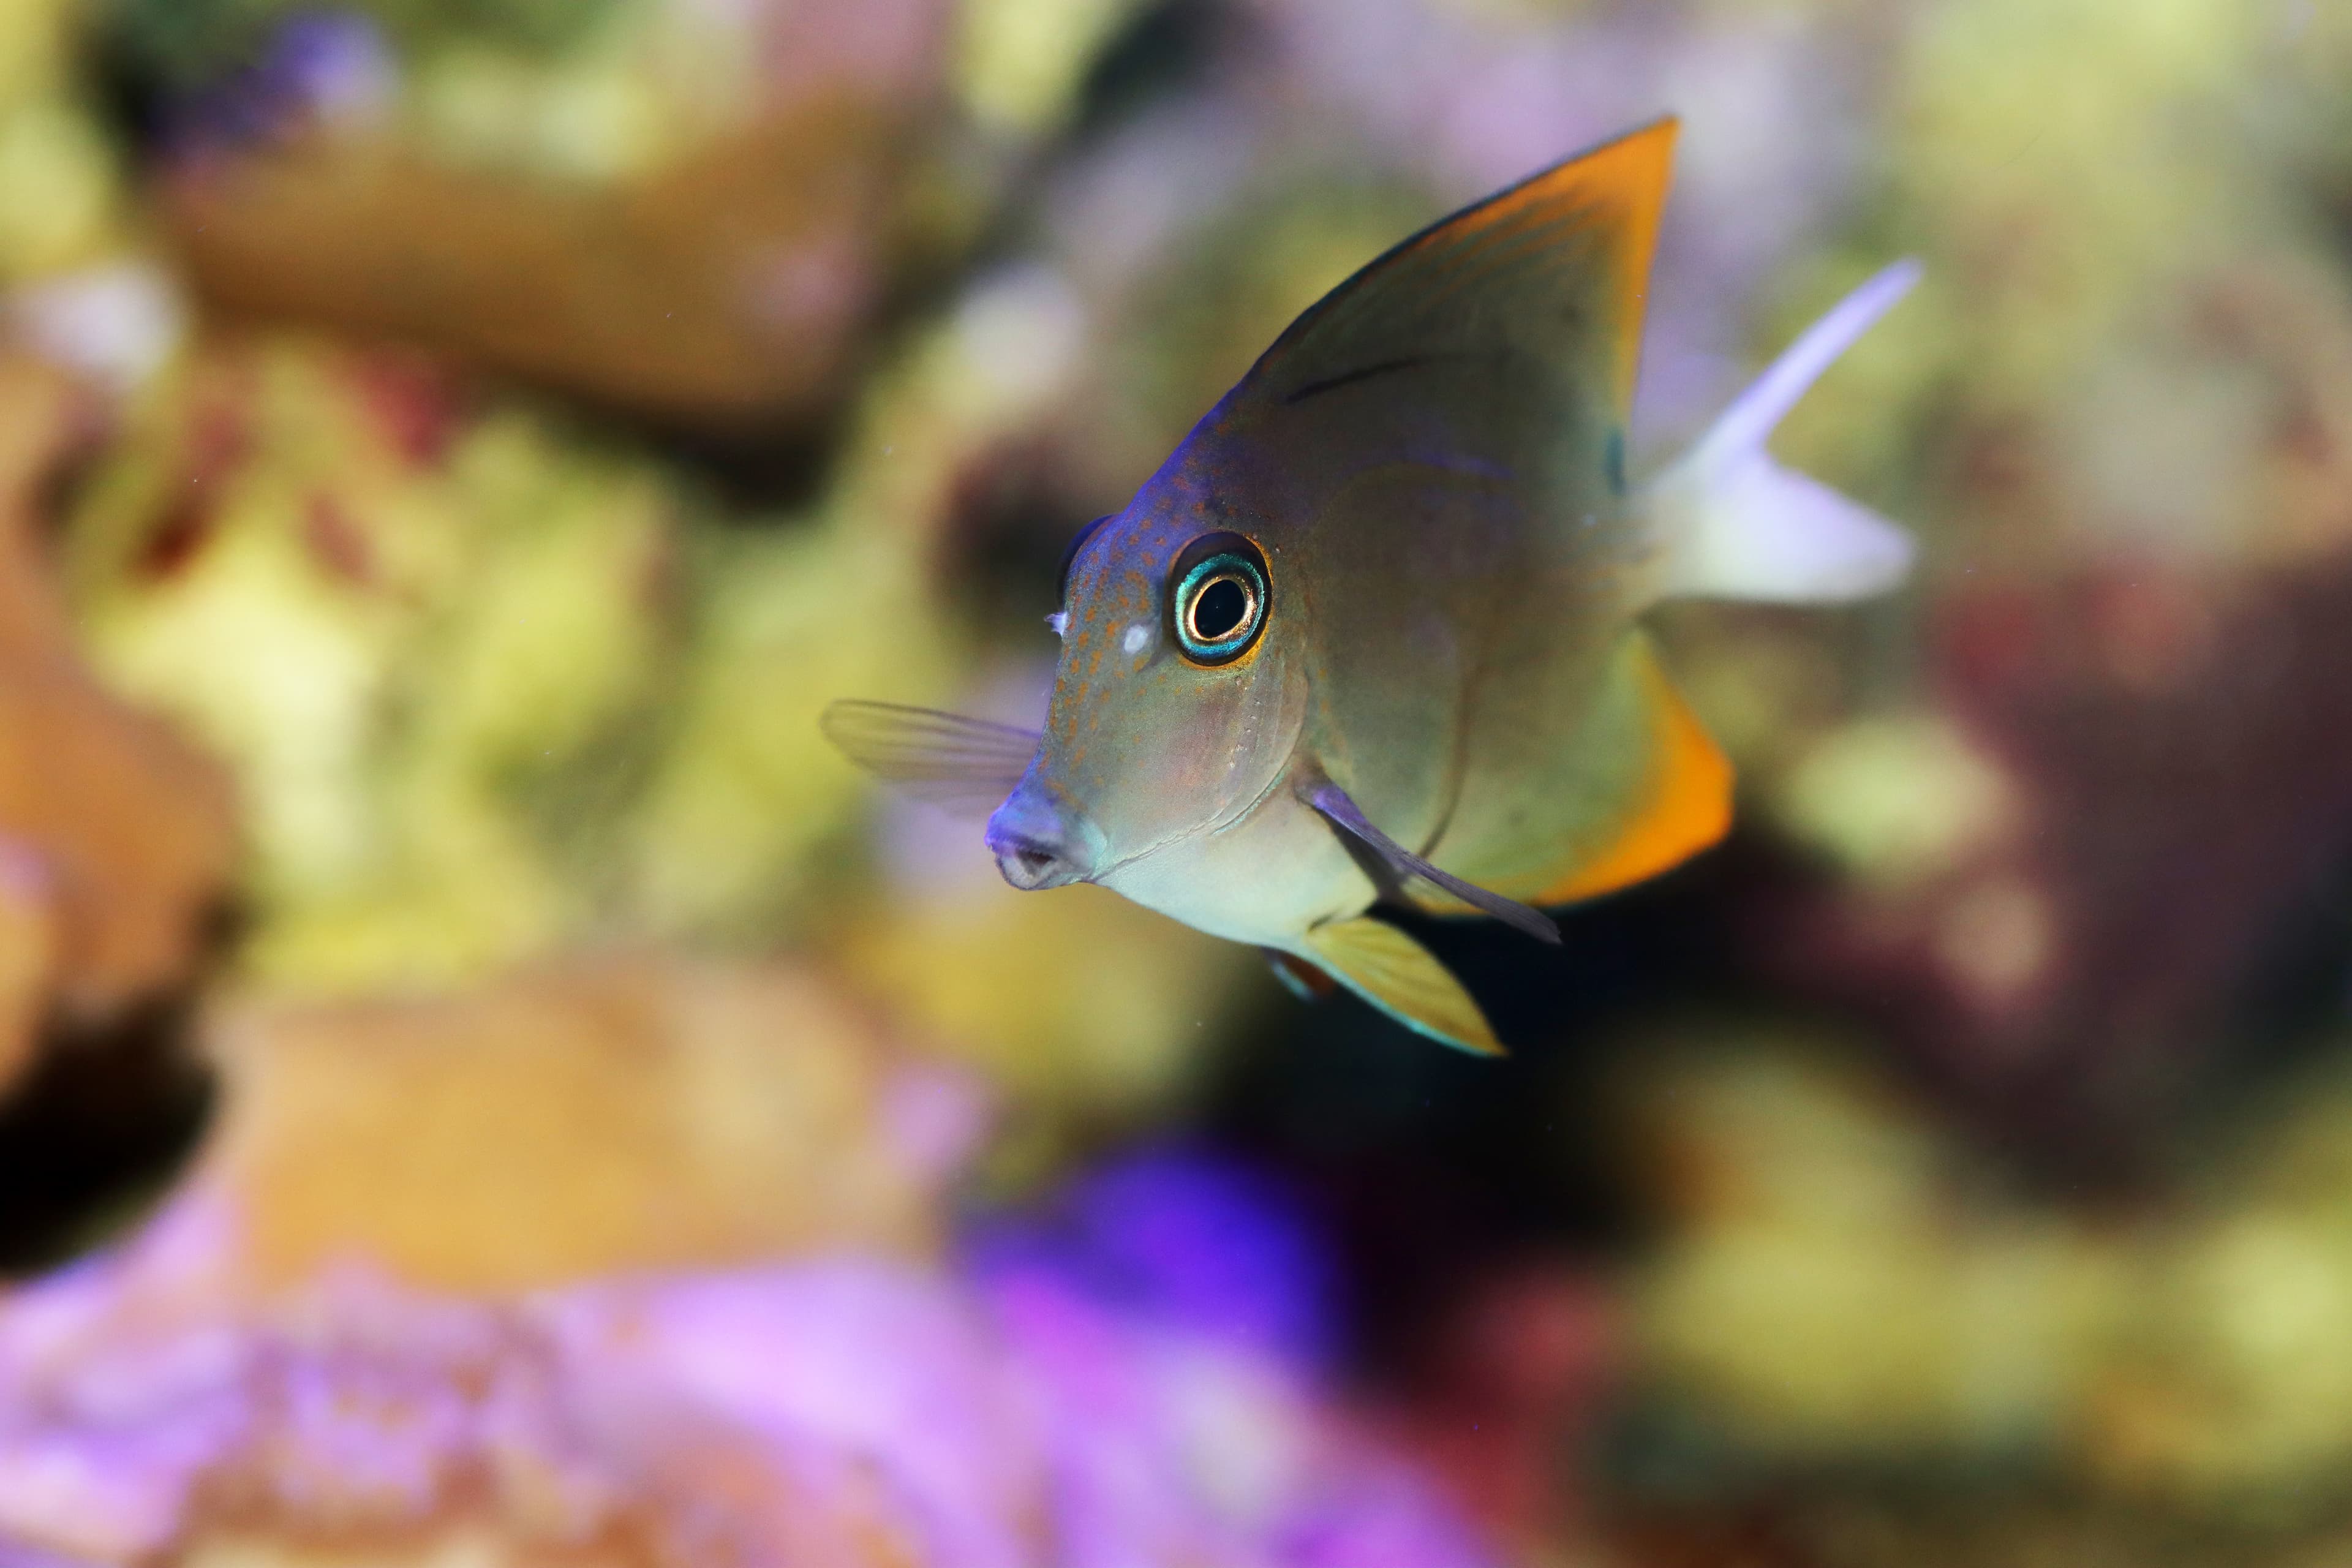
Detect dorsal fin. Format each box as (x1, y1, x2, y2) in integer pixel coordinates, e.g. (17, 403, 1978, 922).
(1242, 118, 1676, 424)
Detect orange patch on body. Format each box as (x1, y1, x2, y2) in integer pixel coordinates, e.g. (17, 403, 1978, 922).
(1534, 648, 1731, 905)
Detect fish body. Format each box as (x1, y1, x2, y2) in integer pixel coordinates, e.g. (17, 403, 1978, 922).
(827, 119, 1917, 1053)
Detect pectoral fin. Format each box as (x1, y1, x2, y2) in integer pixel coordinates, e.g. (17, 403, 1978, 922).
(820, 700, 1040, 817)
(1300, 917, 1504, 1057)
(1308, 783, 1561, 944)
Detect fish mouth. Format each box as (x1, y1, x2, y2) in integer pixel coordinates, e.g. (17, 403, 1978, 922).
(984, 788, 1101, 891)
(989, 830, 1086, 891)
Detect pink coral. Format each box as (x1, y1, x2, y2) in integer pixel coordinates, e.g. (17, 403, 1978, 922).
(0, 1199, 1491, 1567)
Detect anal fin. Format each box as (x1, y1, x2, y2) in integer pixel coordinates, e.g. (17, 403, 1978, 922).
(1300, 918, 1503, 1057)
(1498, 634, 1733, 908)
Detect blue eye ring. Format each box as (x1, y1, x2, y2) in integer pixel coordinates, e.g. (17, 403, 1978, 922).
(1167, 532, 1270, 666)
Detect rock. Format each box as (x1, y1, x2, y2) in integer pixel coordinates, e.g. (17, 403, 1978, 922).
(198, 953, 988, 1291)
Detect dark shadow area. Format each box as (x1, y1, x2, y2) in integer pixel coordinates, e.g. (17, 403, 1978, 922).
(0, 998, 216, 1277)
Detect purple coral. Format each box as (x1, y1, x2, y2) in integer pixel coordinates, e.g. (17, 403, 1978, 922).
(965, 1147, 1340, 1371)
(0, 1191, 1490, 1566)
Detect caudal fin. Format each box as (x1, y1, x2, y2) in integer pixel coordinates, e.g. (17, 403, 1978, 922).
(1645, 259, 1920, 604)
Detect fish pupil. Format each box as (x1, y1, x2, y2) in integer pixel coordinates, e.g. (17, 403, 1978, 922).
(1192, 577, 1250, 640)
(1166, 533, 1268, 665)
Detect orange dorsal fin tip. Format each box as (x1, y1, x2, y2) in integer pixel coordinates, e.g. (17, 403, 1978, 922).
(1581, 116, 1678, 415)
(1435, 117, 1677, 415)
(1536, 644, 1732, 907)
(1246, 116, 1679, 419)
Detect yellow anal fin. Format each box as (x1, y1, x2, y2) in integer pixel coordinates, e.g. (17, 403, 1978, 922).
(1532, 638, 1734, 907)
(1300, 918, 1504, 1057)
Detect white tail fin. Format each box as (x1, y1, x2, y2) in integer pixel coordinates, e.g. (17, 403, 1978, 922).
(1645, 259, 1921, 604)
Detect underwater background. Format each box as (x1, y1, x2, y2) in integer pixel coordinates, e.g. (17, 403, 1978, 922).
(1, 0, 2350, 1561)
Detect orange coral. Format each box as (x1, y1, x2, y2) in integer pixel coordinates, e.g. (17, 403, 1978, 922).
(0, 357, 236, 1098)
(201, 954, 987, 1291)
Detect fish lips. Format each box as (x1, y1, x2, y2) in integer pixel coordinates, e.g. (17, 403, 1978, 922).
(984, 789, 1107, 891)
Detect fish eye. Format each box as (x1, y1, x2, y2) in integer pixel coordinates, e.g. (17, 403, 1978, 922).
(1167, 532, 1270, 666)
(1057, 516, 1110, 604)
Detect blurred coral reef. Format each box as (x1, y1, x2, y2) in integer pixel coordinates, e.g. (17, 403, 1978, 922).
(2, 0, 2352, 1563)
(200, 955, 985, 1290)
(0, 357, 232, 1099)
(1618, 1032, 2352, 1555)
(0, 1163, 1486, 1565)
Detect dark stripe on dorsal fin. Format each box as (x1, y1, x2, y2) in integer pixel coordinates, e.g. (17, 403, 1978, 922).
(1237, 118, 1677, 425)
(1281, 355, 1435, 406)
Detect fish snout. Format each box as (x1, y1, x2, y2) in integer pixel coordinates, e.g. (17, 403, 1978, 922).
(984, 790, 1101, 891)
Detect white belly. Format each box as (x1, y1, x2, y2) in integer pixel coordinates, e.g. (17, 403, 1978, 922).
(1098, 786, 1373, 948)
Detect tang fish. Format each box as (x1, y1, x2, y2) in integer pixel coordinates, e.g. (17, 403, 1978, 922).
(826, 118, 1917, 1054)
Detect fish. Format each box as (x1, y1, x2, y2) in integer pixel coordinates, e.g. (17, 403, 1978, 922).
(825, 117, 1917, 1055)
